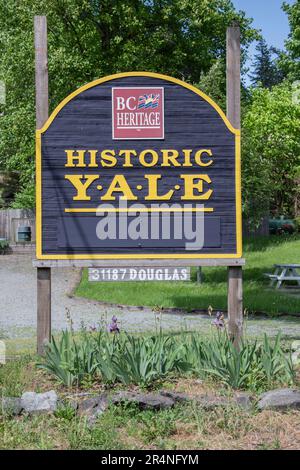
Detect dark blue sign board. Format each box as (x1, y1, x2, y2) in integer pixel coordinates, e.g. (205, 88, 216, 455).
(36, 72, 242, 260)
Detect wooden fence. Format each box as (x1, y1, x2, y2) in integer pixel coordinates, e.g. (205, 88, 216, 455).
(0, 209, 35, 243)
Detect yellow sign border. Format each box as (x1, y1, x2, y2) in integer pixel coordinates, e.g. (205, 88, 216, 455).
(36, 71, 242, 260)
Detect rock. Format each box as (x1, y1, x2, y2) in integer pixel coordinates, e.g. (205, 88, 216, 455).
(160, 390, 253, 410)
(257, 388, 300, 411)
(58, 398, 78, 411)
(292, 351, 300, 366)
(291, 340, 300, 351)
(77, 395, 108, 427)
(78, 395, 108, 416)
(159, 390, 190, 403)
(234, 392, 253, 410)
(1, 397, 23, 415)
(192, 395, 232, 409)
(66, 392, 95, 398)
(21, 390, 58, 414)
(193, 393, 253, 410)
(111, 391, 175, 410)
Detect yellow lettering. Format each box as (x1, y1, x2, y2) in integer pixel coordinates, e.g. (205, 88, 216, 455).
(182, 149, 193, 167)
(180, 174, 213, 200)
(88, 150, 98, 168)
(101, 149, 117, 167)
(194, 149, 213, 167)
(101, 175, 138, 201)
(65, 150, 86, 167)
(144, 175, 174, 200)
(64, 174, 98, 200)
(139, 150, 159, 167)
(119, 150, 136, 168)
(161, 149, 180, 167)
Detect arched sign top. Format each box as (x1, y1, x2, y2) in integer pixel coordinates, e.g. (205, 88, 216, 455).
(37, 71, 240, 136)
(36, 71, 242, 260)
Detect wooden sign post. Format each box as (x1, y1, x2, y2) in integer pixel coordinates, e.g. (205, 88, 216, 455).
(226, 25, 243, 347)
(34, 16, 51, 354)
(34, 16, 244, 354)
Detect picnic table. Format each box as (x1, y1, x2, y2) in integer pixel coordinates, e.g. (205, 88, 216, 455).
(264, 264, 300, 289)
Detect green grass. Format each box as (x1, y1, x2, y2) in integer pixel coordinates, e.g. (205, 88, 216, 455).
(1, 397, 299, 450)
(1, 374, 300, 449)
(1, 355, 299, 450)
(75, 235, 300, 315)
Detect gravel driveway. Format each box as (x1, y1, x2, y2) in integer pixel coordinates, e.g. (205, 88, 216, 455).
(1, 254, 300, 340)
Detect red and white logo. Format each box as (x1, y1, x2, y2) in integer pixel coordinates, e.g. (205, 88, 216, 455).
(112, 87, 164, 140)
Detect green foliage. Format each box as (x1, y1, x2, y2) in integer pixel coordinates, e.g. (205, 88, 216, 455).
(260, 333, 295, 386)
(0, 0, 257, 207)
(0, 239, 9, 254)
(0, 355, 33, 396)
(112, 333, 188, 386)
(187, 332, 261, 389)
(250, 38, 284, 89)
(187, 332, 294, 390)
(195, 59, 227, 112)
(295, 216, 300, 231)
(38, 329, 295, 391)
(138, 407, 179, 443)
(38, 330, 187, 387)
(0, 171, 20, 208)
(0, 348, 298, 450)
(54, 404, 76, 421)
(279, 0, 300, 81)
(242, 81, 300, 225)
(38, 332, 98, 387)
(10, 183, 35, 209)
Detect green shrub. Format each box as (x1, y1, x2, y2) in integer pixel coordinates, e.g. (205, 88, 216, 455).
(38, 330, 295, 391)
(187, 333, 261, 389)
(37, 331, 98, 387)
(0, 239, 9, 254)
(186, 332, 294, 391)
(38, 330, 188, 387)
(295, 216, 300, 232)
(54, 404, 76, 421)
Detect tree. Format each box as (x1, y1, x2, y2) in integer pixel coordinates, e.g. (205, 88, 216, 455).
(250, 38, 284, 88)
(196, 59, 227, 111)
(196, 58, 253, 113)
(242, 81, 300, 226)
(0, 0, 257, 207)
(280, 0, 300, 81)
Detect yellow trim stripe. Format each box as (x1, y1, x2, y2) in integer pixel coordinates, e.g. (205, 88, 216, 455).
(235, 133, 242, 257)
(64, 207, 214, 213)
(36, 253, 243, 260)
(36, 133, 42, 259)
(36, 71, 242, 260)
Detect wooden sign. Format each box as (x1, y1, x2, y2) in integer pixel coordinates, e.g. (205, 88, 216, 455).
(36, 72, 241, 260)
(88, 267, 190, 282)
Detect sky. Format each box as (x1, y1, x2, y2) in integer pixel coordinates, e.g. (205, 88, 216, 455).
(232, 0, 294, 84)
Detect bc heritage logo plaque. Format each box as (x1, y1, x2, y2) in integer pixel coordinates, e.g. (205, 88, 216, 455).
(36, 72, 242, 260)
(112, 87, 164, 140)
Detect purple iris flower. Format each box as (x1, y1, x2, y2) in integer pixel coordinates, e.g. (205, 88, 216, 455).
(212, 311, 225, 329)
(108, 315, 120, 333)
